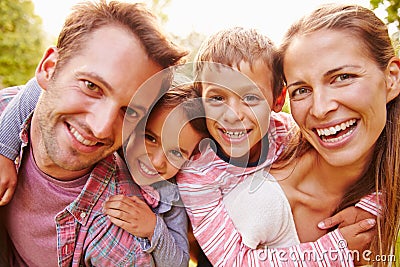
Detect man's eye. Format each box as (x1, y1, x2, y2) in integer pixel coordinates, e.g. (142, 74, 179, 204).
(84, 81, 100, 92)
(124, 107, 139, 118)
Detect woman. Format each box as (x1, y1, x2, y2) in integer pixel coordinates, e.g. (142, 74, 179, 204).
(275, 3, 400, 259)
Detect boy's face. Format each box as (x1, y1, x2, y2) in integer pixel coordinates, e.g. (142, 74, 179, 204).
(200, 61, 274, 163)
(126, 105, 204, 186)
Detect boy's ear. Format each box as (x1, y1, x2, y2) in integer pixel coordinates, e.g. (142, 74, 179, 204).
(36, 46, 58, 90)
(272, 86, 287, 112)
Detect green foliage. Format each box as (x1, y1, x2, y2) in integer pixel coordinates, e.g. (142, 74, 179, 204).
(0, 0, 45, 88)
(370, 0, 400, 29)
(144, 0, 171, 24)
(172, 31, 207, 63)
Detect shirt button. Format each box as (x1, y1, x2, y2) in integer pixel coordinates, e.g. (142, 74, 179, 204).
(80, 212, 86, 219)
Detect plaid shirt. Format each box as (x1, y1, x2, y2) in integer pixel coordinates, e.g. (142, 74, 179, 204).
(0, 86, 153, 266)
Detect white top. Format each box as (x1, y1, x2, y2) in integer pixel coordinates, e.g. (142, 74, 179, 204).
(223, 169, 300, 249)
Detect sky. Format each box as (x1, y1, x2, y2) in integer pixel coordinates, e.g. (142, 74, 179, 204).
(31, 0, 389, 45)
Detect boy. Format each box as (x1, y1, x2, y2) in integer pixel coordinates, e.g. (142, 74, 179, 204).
(176, 27, 378, 266)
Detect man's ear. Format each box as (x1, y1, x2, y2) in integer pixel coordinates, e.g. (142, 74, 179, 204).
(36, 46, 58, 90)
(385, 57, 400, 103)
(272, 86, 287, 112)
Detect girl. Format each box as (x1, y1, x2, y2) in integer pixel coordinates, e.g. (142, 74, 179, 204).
(103, 82, 208, 267)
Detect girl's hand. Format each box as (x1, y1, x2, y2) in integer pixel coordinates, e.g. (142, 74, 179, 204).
(0, 155, 17, 206)
(103, 194, 157, 240)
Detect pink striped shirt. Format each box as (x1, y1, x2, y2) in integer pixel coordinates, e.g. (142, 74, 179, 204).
(177, 112, 378, 266)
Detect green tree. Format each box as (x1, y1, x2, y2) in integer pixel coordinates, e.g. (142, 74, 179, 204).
(144, 0, 171, 24)
(0, 0, 45, 88)
(371, 0, 400, 29)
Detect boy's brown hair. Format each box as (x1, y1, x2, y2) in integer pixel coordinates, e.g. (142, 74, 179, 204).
(193, 27, 283, 102)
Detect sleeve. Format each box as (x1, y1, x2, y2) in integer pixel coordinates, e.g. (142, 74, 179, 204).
(355, 192, 382, 216)
(177, 171, 355, 267)
(0, 79, 41, 160)
(140, 206, 190, 267)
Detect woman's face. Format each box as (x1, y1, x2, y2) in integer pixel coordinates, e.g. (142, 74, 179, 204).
(125, 105, 204, 186)
(284, 29, 399, 168)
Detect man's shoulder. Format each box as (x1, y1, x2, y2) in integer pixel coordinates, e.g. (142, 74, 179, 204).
(95, 152, 141, 193)
(96, 152, 131, 178)
(0, 85, 24, 113)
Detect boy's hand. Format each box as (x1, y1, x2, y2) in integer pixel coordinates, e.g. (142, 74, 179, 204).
(320, 207, 377, 266)
(0, 155, 17, 206)
(338, 218, 376, 266)
(102, 195, 157, 240)
(318, 206, 376, 229)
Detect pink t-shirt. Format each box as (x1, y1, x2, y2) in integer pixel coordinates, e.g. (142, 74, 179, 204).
(4, 145, 87, 266)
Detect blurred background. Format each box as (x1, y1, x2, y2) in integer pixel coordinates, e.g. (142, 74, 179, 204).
(0, 0, 399, 262)
(0, 0, 399, 90)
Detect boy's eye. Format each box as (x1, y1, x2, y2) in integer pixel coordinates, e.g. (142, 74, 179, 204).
(170, 149, 183, 158)
(84, 80, 100, 92)
(242, 94, 260, 104)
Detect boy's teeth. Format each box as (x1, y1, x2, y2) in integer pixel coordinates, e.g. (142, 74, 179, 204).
(316, 119, 356, 137)
(69, 126, 97, 146)
(223, 130, 246, 138)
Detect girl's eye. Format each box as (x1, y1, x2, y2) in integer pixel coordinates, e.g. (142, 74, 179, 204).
(207, 95, 224, 103)
(145, 134, 156, 144)
(84, 80, 100, 92)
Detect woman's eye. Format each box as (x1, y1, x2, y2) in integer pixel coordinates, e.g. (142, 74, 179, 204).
(84, 80, 100, 92)
(334, 73, 355, 83)
(291, 87, 310, 98)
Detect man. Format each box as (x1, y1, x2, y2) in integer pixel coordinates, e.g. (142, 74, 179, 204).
(0, 1, 187, 266)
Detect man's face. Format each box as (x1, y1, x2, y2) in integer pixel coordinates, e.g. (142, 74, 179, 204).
(33, 25, 163, 178)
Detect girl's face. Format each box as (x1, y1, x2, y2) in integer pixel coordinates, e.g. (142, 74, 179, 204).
(284, 29, 400, 169)
(126, 105, 204, 186)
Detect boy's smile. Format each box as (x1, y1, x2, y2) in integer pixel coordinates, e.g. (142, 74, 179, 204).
(200, 61, 274, 163)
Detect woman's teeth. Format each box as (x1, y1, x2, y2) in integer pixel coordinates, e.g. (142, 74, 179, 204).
(316, 119, 356, 137)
